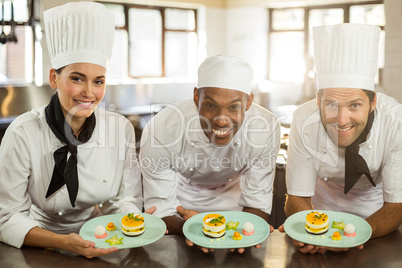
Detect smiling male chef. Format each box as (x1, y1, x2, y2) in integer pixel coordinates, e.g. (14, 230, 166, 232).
(283, 24, 402, 254)
(140, 55, 280, 249)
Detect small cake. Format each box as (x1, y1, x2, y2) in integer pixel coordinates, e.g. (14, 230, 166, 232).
(106, 222, 116, 231)
(344, 223, 357, 237)
(242, 222, 255, 236)
(121, 213, 145, 237)
(305, 211, 329, 235)
(94, 225, 107, 239)
(331, 231, 342, 241)
(232, 231, 243, 240)
(202, 213, 226, 238)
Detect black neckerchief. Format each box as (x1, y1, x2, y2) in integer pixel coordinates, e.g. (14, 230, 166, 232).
(45, 92, 96, 207)
(344, 111, 376, 194)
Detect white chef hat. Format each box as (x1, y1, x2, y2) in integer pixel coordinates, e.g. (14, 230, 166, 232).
(197, 55, 254, 95)
(44, 1, 115, 70)
(313, 23, 380, 91)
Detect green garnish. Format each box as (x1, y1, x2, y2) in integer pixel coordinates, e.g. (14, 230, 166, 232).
(314, 213, 322, 219)
(127, 213, 142, 221)
(105, 235, 124, 246)
(226, 221, 239, 231)
(332, 220, 345, 231)
(210, 216, 224, 224)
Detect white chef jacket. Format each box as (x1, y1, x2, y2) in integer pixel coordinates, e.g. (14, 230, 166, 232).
(0, 105, 142, 248)
(286, 93, 402, 219)
(140, 99, 281, 218)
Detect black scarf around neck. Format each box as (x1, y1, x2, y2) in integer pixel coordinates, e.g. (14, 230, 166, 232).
(45, 93, 96, 207)
(344, 111, 376, 194)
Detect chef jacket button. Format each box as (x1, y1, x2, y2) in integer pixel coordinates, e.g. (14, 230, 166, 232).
(227, 178, 233, 182)
(368, 145, 372, 150)
(323, 177, 328, 182)
(234, 168, 238, 172)
(322, 149, 327, 154)
(189, 167, 194, 172)
(103, 178, 108, 183)
(58, 212, 63, 216)
(99, 203, 103, 208)
(191, 142, 195, 147)
(235, 140, 241, 146)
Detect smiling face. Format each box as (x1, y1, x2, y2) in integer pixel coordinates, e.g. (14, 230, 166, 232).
(49, 63, 107, 125)
(194, 87, 253, 146)
(318, 88, 377, 148)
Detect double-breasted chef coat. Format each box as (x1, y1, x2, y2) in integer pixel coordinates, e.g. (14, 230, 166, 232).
(140, 99, 281, 218)
(286, 93, 402, 219)
(0, 105, 142, 248)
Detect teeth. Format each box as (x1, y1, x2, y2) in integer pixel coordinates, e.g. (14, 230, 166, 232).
(212, 129, 231, 136)
(75, 100, 93, 106)
(336, 126, 352, 132)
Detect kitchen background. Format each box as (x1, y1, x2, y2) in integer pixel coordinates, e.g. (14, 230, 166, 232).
(0, 0, 401, 227)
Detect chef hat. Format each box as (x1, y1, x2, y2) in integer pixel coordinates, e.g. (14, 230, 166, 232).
(313, 23, 380, 91)
(198, 55, 254, 95)
(44, 2, 115, 70)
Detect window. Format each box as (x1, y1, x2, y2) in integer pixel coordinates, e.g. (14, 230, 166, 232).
(0, 0, 34, 84)
(268, 1, 385, 86)
(102, 3, 198, 80)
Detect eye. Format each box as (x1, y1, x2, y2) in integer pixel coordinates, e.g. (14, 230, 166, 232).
(71, 76, 84, 82)
(205, 103, 216, 109)
(230, 104, 240, 111)
(326, 102, 337, 109)
(94, 79, 105, 86)
(351, 103, 360, 109)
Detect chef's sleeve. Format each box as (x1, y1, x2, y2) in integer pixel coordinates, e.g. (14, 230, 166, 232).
(99, 116, 143, 214)
(239, 116, 281, 215)
(0, 123, 40, 248)
(139, 123, 181, 218)
(285, 108, 318, 197)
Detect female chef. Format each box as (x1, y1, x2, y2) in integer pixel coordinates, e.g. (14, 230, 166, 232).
(0, 2, 153, 258)
(282, 24, 402, 254)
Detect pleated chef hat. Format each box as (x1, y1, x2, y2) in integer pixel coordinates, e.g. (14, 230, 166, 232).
(44, 2, 115, 70)
(198, 55, 254, 95)
(313, 23, 380, 91)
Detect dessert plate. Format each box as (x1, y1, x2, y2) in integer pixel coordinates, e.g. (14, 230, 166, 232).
(79, 213, 166, 249)
(284, 210, 372, 248)
(182, 211, 270, 249)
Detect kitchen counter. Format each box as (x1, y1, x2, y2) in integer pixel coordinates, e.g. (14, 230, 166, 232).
(1, 225, 400, 267)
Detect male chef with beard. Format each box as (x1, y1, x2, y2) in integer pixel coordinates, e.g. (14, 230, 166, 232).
(140, 55, 280, 252)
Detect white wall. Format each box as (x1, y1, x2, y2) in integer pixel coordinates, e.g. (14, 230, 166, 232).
(225, 6, 268, 83)
(204, 7, 226, 57)
(382, 0, 402, 102)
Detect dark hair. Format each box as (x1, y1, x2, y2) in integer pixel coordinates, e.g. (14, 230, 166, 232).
(317, 88, 376, 104)
(55, 66, 65, 74)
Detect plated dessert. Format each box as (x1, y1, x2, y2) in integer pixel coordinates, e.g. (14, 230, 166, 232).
(202, 213, 226, 238)
(305, 211, 329, 235)
(121, 213, 145, 237)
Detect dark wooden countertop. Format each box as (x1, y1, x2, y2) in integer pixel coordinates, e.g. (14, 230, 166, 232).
(1, 225, 401, 267)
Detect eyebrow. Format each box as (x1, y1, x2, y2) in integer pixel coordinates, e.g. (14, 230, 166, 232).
(204, 96, 243, 104)
(70, 71, 105, 79)
(324, 97, 366, 104)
